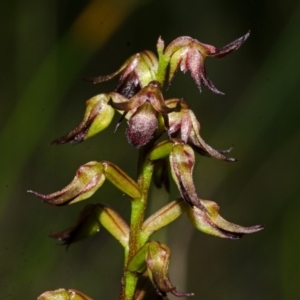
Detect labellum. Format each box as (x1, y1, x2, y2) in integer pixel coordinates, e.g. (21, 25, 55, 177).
(126, 103, 158, 148)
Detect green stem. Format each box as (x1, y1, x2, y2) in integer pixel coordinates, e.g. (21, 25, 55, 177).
(156, 52, 169, 86)
(120, 50, 171, 299)
(120, 152, 154, 300)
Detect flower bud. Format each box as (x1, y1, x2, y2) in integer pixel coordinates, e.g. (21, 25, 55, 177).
(52, 94, 114, 144)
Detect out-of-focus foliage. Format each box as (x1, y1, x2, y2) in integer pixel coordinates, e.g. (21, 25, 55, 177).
(1, 0, 300, 299)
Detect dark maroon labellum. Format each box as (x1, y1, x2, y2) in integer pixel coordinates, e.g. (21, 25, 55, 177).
(126, 103, 158, 148)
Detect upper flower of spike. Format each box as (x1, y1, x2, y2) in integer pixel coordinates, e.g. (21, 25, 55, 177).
(163, 32, 250, 94)
(86, 51, 158, 98)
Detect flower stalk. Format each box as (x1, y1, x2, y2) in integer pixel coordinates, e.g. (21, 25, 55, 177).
(30, 32, 263, 300)
(121, 155, 154, 300)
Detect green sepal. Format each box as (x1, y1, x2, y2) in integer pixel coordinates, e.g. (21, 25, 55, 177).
(86, 50, 158, 89)
(97, 204, 129, 248)
(141, 199, 186, 244)
(28, 161, 105, 206)
(127, 243, 149, 273)
(51, 204, 129, 248)
(37, 288, 93, 300)
(148, 140, 175, 161)
(84, 95, 115, 139)
(52, 94, 114, 144)
(50, 204, 101, 247)
(187, 199, 264, 239)
(167, 45, 188, 89)
(102, 161, 141, 199)
(133, 51, 159, 88)
(28, 161, 141, 206)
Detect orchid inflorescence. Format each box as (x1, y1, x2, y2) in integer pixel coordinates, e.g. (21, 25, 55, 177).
(31, 32, 263, 300)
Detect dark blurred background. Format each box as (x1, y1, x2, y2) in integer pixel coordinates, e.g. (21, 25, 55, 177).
(1, 0, 300, 299)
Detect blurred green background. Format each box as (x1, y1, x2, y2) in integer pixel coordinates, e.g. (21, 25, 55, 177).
(1, 0, 300, 299)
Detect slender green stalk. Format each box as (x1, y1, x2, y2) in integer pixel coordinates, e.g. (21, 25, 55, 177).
(121, 153, 154, 300)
